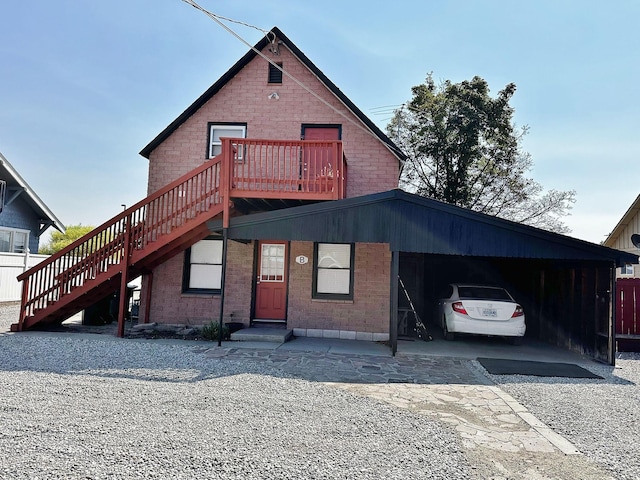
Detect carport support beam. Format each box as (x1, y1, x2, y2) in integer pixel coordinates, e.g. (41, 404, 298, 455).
(390, 249, 399, 355)
(218, 228, 229, 347)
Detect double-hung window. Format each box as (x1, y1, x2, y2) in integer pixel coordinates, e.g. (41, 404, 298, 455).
(183, 238, 223, 293)
(313, 243, 354, 299)
(0, 228, 28, 253)
(208, 123, 246, 159)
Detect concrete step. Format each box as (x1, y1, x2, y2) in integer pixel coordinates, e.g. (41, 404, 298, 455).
(231, 327, 293, 343)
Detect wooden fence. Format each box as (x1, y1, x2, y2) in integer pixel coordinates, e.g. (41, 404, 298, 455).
(615, 278, 640, 351)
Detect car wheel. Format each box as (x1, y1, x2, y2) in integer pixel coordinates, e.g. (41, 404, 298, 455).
(443, 317, 454, 341)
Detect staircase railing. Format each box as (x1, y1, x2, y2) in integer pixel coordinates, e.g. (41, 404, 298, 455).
(16, 156, 224, 330)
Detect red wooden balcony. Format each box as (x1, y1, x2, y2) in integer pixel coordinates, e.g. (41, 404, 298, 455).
(14, 138, 348, 334)
(223, 137, 347, 201)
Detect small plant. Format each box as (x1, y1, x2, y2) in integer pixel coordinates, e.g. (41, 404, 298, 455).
(200, 321, 230, 341)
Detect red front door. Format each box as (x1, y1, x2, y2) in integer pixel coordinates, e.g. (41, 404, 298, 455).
(302, 126, 341, 192)
(255, 241, 288, 320)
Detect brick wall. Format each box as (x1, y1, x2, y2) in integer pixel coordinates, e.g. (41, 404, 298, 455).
(141, 240, 254, 325)
(141, 239, 392, 338)
(146, 36, 399, 196)
(287, 242, 390, 337)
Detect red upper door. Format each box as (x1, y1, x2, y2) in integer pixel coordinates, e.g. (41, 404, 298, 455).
(301, 125, 341, 192)
(255, 241, 288, 320)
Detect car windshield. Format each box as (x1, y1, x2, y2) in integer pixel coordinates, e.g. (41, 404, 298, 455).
(457, 286, 512, 301)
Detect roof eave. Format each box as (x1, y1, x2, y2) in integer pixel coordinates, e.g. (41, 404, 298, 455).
(0, 152, 65, 233)
(603, 193, 640, 247)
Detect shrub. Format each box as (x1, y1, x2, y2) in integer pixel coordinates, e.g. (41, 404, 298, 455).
(201, 321, 230, 341)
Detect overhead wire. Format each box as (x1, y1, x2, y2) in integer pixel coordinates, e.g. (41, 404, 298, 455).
(179, 0, 405, 157)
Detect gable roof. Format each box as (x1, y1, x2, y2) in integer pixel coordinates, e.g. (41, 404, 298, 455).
(209, 189, 637, 266)
(603, 193, 640, 248)
(140, 27, 406, 162)
(0, 151, 65, 233)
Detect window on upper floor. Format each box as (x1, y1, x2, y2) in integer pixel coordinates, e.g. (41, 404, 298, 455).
(268, 62, 283, 83)
(0, 228, 29, 254)
(183, 237, 223, 293)
(312, 242, 354, 300)
(208, 123, 247, 159)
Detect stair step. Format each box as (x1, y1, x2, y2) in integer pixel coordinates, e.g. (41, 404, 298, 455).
(231, 327, 293, 343)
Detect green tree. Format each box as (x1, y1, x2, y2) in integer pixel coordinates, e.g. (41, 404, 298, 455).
(388, 74, 575, 233)
(39, 224, 95, 254)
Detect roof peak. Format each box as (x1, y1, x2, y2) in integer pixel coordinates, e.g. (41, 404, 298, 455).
(139, 26, 405, 161)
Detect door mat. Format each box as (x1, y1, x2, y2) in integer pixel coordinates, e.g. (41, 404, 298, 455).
(477, 357, 603, 379)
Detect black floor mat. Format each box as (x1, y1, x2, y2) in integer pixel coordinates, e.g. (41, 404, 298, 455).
(477, 357, 603, 378)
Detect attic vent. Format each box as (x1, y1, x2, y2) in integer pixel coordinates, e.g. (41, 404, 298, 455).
(0, 180, 5, 213)
(268, 62, 283, 84)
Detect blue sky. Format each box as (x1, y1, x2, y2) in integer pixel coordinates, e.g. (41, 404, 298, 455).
(1, 0, 639, 244)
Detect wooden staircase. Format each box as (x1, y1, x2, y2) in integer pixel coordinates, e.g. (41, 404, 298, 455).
(13, 137, 348, 335)
(13, 156, 225, 334)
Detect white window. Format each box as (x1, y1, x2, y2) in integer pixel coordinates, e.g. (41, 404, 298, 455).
(208, 124, 246, 159)
(313, 243, 354, 299)
(621, 264, 634, 276)
(184, 239, 223, 292)
(0, 228, 29, 253)
(260, 243, 285, 282)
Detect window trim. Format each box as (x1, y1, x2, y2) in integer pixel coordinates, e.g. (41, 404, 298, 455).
(207, 122, 247, 159)
(0, 227, 29, 254)
(312, 242, 355, 300)
(182, 237, 224, 294)
(621, 264, 634, 276)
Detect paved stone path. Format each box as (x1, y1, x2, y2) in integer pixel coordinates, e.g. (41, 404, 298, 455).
(203, 347, 579, 456)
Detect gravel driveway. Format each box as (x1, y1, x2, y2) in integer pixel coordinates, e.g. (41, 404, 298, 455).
(0, 304, 470, 479)
(482, 354, 640, 480)
(2, 303, 639, 479)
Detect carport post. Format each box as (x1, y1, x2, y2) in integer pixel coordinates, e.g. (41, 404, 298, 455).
(390, 249, 399, 355)
(217, 228, 229, 347)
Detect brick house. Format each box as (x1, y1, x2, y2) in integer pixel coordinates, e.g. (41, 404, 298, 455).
(137, 27, 404, 341)
(15, 27, 637, 364)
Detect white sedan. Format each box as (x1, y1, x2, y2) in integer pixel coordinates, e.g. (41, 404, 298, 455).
(437, 284, 526, 344)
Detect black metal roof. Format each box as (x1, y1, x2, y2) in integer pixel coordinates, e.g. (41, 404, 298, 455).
(209, 189, 638, 266)
(139, 27, 406, 162)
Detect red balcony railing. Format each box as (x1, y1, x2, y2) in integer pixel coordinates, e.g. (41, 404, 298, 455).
(221, 138, 347, 202)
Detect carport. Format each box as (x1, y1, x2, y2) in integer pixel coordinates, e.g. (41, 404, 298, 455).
(212, 189, 637, 365)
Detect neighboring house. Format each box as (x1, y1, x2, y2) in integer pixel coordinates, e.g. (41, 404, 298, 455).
(0, 151, 64, 254)
(14, 27, 637, 365)
(603, 193, 640, 277)
(0, 151, 65, 302)
(603, 194, 640, 350)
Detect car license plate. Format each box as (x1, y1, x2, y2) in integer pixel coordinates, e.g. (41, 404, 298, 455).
(482, 308, 497, 317)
